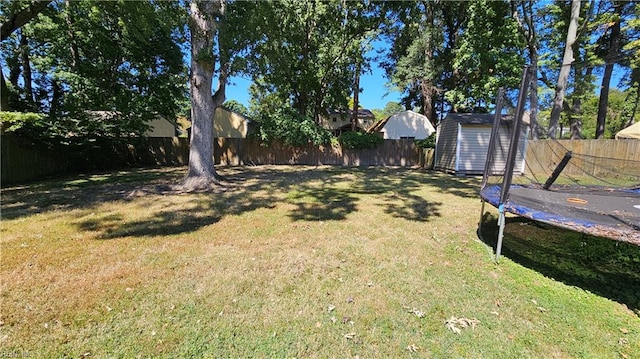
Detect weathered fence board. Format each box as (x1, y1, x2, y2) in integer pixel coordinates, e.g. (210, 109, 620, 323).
(215, 138, 428, 167)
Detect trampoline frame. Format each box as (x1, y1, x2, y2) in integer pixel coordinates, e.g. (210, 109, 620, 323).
(478, 67, 640, 260)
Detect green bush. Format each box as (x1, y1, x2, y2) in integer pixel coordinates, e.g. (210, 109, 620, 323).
(0, 111, 44, 133)
(338, 131, 383, 149)
(414, 132, 436, 148)
(256, 107, 332, 147)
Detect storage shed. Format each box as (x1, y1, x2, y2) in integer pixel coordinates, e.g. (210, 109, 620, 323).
(615, 121, 640, 139)
(434, 113, 529, 175)
(370, 110, 436, 139)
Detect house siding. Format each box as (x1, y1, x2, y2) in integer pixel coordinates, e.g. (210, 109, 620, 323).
(145, 117, 176, 137)
(213, 107, 249, 138)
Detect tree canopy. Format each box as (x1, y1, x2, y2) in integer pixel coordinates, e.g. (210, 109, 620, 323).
(1, 0, 636, 153)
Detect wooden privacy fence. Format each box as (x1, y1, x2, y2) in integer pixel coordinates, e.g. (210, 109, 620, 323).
(215, 138, 433, 167)
(525, 139, 640, 178)
(3, 135, 637, 185)
(1, 136, 433, 184)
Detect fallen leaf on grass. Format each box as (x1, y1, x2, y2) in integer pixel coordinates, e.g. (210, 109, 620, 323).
(406, 344, 419, 353)
(620, 328, 629, 334)
(445, 316, 480, 334)
(618, 338, 629, 345)
(404, 306, 426, 318)
(344, 332, 357, 340)
(346, 296, 354, 304)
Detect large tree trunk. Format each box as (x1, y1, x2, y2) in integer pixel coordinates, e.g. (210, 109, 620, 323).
(512, 0, 540, 139)
(0, 70, 9, 111)
(548, 0, 581, 139)
(352, 69, 359, 131)
(421, 2, 437, 127)
(595, 6, 621, 139)
(20, 31, 34, 107)
(529, 60, 539, 139)
(183, 0, 226, 190)
(569, 96, 584, 139)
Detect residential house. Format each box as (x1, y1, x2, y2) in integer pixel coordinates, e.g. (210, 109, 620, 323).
(84, 111, 178, 137)
(146, 115, 178, 137)
(320, 108, 376, 135)
(212, 106, 252, 138)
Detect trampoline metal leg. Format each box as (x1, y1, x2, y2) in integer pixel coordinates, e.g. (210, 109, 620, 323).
(479, 200, 485, 228)
(496, 210, 506, 261)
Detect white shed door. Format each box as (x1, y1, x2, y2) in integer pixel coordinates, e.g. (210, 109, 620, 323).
(458, 126, 491, 173)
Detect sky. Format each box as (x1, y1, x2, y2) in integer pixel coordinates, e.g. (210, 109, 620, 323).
(223, 43, 404, 111)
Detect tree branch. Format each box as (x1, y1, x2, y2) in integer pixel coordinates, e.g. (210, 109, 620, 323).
(1, 0, 52, 41)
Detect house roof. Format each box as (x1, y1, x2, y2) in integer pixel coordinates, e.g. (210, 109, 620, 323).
(219, 106, 253, 123)
(443, 112, 529, 126)
(367, 117, 389, 133)
(326, 108, 375, 118)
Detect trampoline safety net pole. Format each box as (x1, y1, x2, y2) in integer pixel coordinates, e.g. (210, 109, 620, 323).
(479, 88, 505, 244)
(496, 66, 531, 261)
(481, 88, 505, 190)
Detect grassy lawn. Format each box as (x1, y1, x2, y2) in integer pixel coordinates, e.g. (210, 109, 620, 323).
(1, 165, 638, 358)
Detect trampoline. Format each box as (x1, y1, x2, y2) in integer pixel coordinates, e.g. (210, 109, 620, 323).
(478, 67, 640, 260)
(480, 184, 640, 245)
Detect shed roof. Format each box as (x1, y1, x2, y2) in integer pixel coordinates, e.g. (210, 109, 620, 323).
(326, 108, 375, 118)
(615, 121, 640, 139)
(443, 112, 529, 126)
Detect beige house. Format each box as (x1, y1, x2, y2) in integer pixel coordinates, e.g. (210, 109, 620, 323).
(145, 116, 177, 137)
(320, 108, 376, 135)
(83, 111, 178, 137)
(213, 107, 251, 138)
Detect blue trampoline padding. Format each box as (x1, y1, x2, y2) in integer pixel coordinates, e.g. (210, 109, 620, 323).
(480, 184, 640, 245)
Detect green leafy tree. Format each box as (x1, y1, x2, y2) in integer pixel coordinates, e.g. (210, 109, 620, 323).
(240, 0, 381, 123)
(580, 88, 639, 138)
(222, 100, 249, 117)
(256, 106, 332, 148)
(1, 1, 187, 145)
(0, 0, 52, 111)
(447, 0, 525, 113)
(338, 131, 382, 149)
(371, 101, 404, 120)
(382, 1, 465, 122)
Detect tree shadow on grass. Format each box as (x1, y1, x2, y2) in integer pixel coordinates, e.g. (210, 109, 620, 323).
(0, 167, 184, 221)
(479, 212, 640, 315)
(2, 165, 479, 240)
